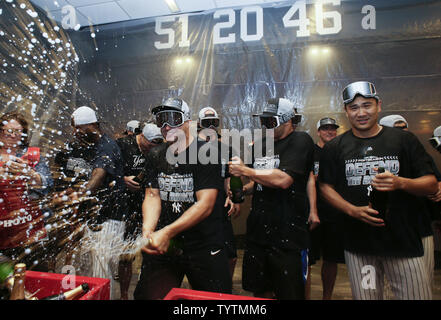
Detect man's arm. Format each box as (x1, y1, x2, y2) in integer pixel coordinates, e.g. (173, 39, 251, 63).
(319, 182, 385, 227)
(372, 171, 438, 196)
(229, 157, 293, 190)
(147, 188, 218, 254)
(84, 167, 107, 194)
(307, 171, 320, 230)
(141, 186, 162, 254)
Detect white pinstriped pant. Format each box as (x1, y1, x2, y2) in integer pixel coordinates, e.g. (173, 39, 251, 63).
(83, 219, 126, 300)
(344, 249, 432, 300)
(422, 235, 434, 288)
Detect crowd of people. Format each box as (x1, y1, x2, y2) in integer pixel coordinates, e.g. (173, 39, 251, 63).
(1, 80, 441, 300)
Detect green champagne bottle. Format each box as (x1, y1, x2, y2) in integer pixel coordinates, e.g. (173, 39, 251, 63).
(230, 176, 244, 203)
(0, 256, 13, 300)
(166, 238, 183, 256)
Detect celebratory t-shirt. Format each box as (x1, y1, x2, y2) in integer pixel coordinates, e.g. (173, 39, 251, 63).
(247, 131, 315, 251)
(319, 126, 434, 257)
(144, 138, 225, 252)
(92, 134, 126, 222)
(313, 143, 342, 223)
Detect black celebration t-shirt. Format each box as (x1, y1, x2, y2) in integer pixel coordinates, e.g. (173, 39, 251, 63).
(91, 134, 126, 222)
(313, 143, 342, 223)
(116, 135, 151, 234)
(319, 126, 434, 257)
(144, 138, 225, 252)
(247, 131, 315, 251)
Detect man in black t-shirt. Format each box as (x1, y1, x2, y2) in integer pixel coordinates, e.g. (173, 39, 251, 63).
(229, 98, 314, 299)
(134, 98, 232, 300)
(63, 106, 126, 299)
(319, 81, 438, 300)
(380, 114, 441, 289)
(116, 123, 163, 300)
(197, 106, 239, 279)
(309, 117, 345, 300)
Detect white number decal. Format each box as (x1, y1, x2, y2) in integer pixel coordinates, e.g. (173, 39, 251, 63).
(240, 6, 263, 42)
(213, 9, 236, 44)
(154, 15, 190, 49)
(315, 0, 342, 35)
(282, 1, 310, 37)
(178, 15, 190, 47)
(154, 16, 175, 50)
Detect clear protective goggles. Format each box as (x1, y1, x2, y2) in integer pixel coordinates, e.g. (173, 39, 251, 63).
(429, 136, 441, 152)
(155, 110, 186, 128)
(342, 81, 379, 104)
(259, 116, 281, 129)
(200, 118, 220, 129)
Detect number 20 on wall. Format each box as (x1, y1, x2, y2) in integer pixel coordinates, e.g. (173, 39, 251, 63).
(154, 0, 342, 50)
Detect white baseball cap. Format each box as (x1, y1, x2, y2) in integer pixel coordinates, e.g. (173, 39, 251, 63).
(142, 123, 163, 141)
(433, 126, 441, 137)
(198, 106, 219, 120)
(126, 120, 140, 133)
(71, 106, 98, 126)
(379, 115, 408, 128)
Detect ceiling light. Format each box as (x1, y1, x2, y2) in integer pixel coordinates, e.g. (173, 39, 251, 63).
(164, 0, 181, 13)
(176, 58, 183, 64)
(185, 57, 192, 63)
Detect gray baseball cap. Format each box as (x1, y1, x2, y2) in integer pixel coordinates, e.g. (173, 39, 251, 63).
(317, 117, 339, 130)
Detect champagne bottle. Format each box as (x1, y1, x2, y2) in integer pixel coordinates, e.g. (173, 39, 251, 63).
(0, 256, 13, 300)
(10, 263, 26, 300)
(1, 258, 38, 300)
(133, 170, 145, 184)
(41, 283, 89, 300)
(166, 238, 183, 256)
(230, 175, 244, 203)
(0, 256, 14, 284)
(369, 167, 389, 223)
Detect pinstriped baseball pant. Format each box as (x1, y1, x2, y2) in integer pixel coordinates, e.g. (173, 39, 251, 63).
(422, 235, 434, 288)
(344, 250, 432, 300)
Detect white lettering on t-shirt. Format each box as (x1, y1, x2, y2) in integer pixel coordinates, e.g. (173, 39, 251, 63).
(253, 155, 281, 191)
(157, 173, 195, 208)
(345, 156, 400, 187)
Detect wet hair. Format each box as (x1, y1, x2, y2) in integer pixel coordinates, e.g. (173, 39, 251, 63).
(0, 112, 29, 147)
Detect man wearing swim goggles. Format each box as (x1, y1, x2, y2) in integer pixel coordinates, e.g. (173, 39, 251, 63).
(318, 81, 437, 300)
(152, 97, 192, 145)
(230, 97, 316, 299)
(135, 98, 232, 299)
(252, 98, 303, 143)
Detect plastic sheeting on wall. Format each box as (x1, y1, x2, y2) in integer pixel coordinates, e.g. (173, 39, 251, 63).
(67, 0, 441, 144)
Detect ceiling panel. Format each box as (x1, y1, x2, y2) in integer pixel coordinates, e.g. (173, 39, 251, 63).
(76, 2, 130, 25)
(65, 0, 113, 6)
(29, 0, 293, 26)
(29, 0, 70, 11)
(117, 0, 171, 19)
(175, 0, 217, 12)
(214, 0, 265, 8)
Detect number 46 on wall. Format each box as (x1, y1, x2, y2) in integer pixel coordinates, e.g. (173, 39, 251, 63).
(283, 0, 342, 37)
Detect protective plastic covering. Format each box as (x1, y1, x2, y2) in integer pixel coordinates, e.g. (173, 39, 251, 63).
(66, 0, 441, 156)
(1, 0, 441, 153)
(0, 0, 441, 257)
